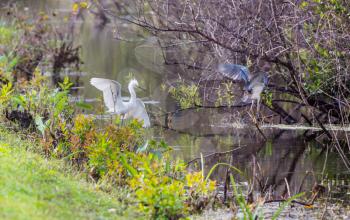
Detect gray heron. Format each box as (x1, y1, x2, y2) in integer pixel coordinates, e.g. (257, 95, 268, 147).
(218, 64, 268, 111)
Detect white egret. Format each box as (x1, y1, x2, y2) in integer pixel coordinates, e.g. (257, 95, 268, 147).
(90, 78, 151, 127)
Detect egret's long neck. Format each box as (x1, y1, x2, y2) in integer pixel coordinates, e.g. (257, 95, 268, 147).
(128, 82, 137, 101)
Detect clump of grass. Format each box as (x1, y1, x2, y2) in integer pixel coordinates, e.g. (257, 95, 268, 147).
(0, 126, 140, 220)
(229, 174, 304, 220)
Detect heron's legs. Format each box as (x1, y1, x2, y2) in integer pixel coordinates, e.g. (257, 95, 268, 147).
(255, 99, 260, 121)
(249, 98, 261, 122)
(250, 99, 255, 112)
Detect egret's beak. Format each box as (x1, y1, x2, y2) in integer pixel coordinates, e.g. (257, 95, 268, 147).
(136, 85, 147, 92)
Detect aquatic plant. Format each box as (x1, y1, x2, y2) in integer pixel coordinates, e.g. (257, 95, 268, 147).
(169, 83, 201, 109)
(215, 81, 235, 107)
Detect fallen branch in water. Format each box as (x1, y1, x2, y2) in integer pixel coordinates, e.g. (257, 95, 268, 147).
(186, 147, 243, 166)
(265, 184, 325, 207)
(155, 103, 252, 118)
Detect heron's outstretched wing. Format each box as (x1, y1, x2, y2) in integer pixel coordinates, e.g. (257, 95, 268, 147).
(124, 99, 150, 127)
(90, 78, 122, 112)
(218, 64, 250, 83)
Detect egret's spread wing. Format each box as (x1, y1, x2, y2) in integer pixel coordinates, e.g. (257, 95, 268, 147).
(90, 78, 122, 112)
(218, 64, 250, 83)
(134, 99, 150, 127)
(125, 99, 150, 127)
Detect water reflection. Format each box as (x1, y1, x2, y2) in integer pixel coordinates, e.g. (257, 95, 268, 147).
(165, 128, 350, 198)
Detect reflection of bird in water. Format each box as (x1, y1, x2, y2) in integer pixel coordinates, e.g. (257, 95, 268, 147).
(90, 78, 151, 127)
(218, 64, 268, 111)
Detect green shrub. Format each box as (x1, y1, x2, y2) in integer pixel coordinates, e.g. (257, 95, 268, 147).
(131, 174, 186, 219)
(185, 172, 216, 213)
(169, 83, 201, 109)
(0, 26, 17, 46)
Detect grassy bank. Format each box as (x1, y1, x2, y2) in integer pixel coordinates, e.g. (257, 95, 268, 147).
(0, 126, 139, 220)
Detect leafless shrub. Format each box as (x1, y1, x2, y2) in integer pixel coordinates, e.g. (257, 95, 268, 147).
(6, 8, 82, 85)
(89, 0, 350, 130)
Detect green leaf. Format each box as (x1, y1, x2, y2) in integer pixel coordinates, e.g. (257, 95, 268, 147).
(205, 162, 243, 182)
(119, 154, 138, 177)
(165, 157, 171, 173)
(264, 140, 273, 156)
(230, 174, 253, 219)
(7, 57, 18, 71)
(11, 95, 26, 107)
(136, 140, 149, 153)
(75, 101, 93, 110)
(58, 76, 74, 91)
(271, 192, 305, 220)
(300, 1, 309, 9)
(35, 115, 46, 137)
(0, 55, 7, 63)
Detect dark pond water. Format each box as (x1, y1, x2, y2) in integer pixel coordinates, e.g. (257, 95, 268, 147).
(3, 0, 350, 201)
